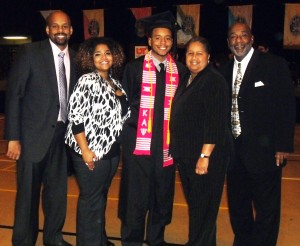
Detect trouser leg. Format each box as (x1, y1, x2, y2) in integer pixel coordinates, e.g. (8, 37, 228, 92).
(72, 151, 119, 246)
(42, 123, 68, 244)
(12, 158, 42, 246)
(251, 169, 282, 246)
(145, 165, 175, 245)
(177, 157, 227, 246)
(227, 163, 254, 246)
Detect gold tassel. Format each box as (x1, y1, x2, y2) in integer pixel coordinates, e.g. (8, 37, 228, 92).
(167, 130, 170, 144)
(148, 118, 152, 133)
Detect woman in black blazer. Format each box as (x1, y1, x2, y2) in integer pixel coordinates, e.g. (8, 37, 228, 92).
(169, 37, 231, 245)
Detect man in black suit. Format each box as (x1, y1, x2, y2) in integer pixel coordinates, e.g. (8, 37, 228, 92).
(219, 21, 295, 246)
(5, 11, 76, 246)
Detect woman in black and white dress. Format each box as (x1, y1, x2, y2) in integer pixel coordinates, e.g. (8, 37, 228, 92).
(65, 37, 130, 246)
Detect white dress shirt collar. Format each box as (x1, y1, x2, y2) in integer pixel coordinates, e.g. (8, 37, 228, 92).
(152, 55, 167, 72)
(49, 39, 69, 57)
(232, 47, 254, 86)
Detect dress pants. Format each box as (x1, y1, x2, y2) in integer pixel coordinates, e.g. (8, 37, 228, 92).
(119, 152, 175, 246)
(71, 151, 119, 246)
(227, 136, 282, 246)
(119, 70, 173, 245)
(176, 155, 227, 246)
(12, 122, 68, 246)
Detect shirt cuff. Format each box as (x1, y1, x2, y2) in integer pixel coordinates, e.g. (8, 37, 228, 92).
(72, 123, 85, 135)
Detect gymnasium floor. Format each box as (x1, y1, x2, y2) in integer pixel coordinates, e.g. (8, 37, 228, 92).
(1, 123, 300, 246)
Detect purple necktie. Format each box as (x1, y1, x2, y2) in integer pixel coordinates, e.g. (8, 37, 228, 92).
(58, 52, 68, 122)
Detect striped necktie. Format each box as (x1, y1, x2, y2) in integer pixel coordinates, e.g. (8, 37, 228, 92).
(58, 52, 68, 122)
(231, 62, 242, 138)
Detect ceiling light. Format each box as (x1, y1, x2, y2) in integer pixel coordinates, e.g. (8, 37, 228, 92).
(2, 36, 29, 40)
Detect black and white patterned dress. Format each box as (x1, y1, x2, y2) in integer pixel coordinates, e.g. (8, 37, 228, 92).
(65, 71, 130, 159)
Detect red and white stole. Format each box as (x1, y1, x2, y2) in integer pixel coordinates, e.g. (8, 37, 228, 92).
(133, 51, 179, 167)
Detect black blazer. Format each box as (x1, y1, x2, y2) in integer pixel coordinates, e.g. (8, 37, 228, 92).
(5, 39, 77, 162)
(170, 64, 230, 159)
(219, 50, 295, 173)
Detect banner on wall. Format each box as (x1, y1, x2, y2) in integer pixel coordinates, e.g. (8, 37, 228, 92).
(284, 4, 300, 49)
(130, 7, 152, 20)
(83, 9, 104, 40)
(40, 10, 59, 20)
(130, 7, 152, 58)
(228, 5, 253, 28)
(134, 46, 148, 58)
(177, 4, 200, 47)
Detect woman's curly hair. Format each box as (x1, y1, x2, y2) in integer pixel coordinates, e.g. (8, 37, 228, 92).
(76, 37, 125, 80)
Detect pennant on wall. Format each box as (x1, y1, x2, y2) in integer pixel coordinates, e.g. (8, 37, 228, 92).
(228, 5, 253, 28)
(83, 9, 104, 40)
(283, 4, 300, 49)
(40, 10, 59, 20)
(130, 7, 152, 39)
(177, 4, 200, 47)
(130, 7, 152, 20)
(130, 7, 152, 58)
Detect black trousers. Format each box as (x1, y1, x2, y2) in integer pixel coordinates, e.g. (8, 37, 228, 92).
(176, 155, 227, 246)
(119, 153, 175, 246)
(227, 137, 282, 246)
(71, 151, 119, 246)
(12, 122, 68, 246)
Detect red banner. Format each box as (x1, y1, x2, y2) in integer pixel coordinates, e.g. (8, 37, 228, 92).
(83, 9, 104, 40)
(130, 7, 152, 20)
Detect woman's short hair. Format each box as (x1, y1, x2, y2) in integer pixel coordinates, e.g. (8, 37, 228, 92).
(185, 36, 211, 55)
(76, 37, 125, 79)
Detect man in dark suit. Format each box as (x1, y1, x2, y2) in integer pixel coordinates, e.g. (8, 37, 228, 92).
(5, 11, 76, 246)
(219, 21, 295, 246)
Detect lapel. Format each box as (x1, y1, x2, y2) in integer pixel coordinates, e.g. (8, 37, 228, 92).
(69, 49, 77, 95)
(40, 40, 77, 101)
(173, 72, 189, 104)
(239, 51, 260, 95)
(40, 40, 59, 102)
(224, 60, 234, 93)
(173, 65, 212, 105)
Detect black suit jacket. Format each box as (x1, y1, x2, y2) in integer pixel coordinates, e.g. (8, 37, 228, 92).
(219, 50, 295, 173)
(122, 55, 187, 129)
(5, 39, 77, 162)
(170, 64, 230, 159)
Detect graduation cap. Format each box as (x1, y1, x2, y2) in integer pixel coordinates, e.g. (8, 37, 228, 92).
(140, 11, 181, 37)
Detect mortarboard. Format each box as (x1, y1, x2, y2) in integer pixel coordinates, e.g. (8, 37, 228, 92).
(140, 11, 181, 37)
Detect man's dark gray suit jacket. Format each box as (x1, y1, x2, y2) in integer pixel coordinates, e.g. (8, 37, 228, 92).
(5, 39, 77, 162)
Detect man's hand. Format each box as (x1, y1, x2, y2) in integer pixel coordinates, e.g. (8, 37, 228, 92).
(275, 152, 289, 167)
(6, 140, 21, 160)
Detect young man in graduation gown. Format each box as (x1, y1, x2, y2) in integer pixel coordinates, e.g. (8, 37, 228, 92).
(118, 12, 187, 246)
